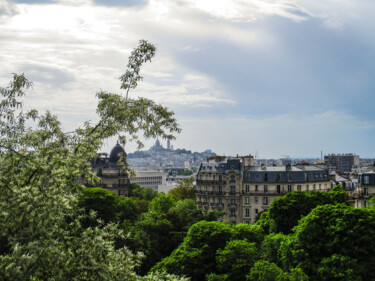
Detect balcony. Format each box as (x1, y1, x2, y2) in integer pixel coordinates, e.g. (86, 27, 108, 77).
(227, 203, 237, 208)
(196, 201, 202, 205)
(111, 184, 128, 188)
(196, 180, 226, 185)
(210, 203, 219, 207)
(242, 190, 287, 196)
(100, 173, 127, 178)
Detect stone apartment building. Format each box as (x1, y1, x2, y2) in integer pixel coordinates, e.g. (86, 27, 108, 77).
(196, 156, 331, 224)
(79, 142, 130, 195)
(352, 172, 375, 207)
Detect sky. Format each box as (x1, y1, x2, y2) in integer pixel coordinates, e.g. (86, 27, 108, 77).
(0, 0, 374, 158)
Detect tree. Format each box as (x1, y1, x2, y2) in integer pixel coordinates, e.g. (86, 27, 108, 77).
(216, 240, 258, 281)
(168, 177, 196, 201)
(0, 40, 184, 280)
(153, 221, 234, 280)
(281, 204, 375, 280)
(268, 187, 348, 234)
(247, 260, 284, 281)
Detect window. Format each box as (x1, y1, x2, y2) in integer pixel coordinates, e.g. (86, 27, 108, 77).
(230, 186, 236, 194)
(230, 210, 236, 217)
(319, 184, 321, 190)
(288, 185, 292, 192)
(276, 173, 281, 182)
(245, 221, 250, 224)
(218, 197, 222, 204)
(218, 186, 222, 193)
(264, 173, 268, 181)
(230, 198, 236, 205)
(277, 185, 281, 194)
(297, 185, 301, 191)
(364, 176, 370, 184)
(255, 197, 258, 203)
(263, 197, 268, 205)
(204, 186, 208, 191)
(364, 187, 369, 196)
(255, 209, 258, 214)
(288, 173, 292, 181)
(213, 175, 216, 181)
(245, 209, 250, 217)
(313, 184, 316, 191)
(245, 197, 249, 205)
(245, 185, 250, 193)
(219, 175, 222, 182)
(255, 185, 258, 191)
(306, 184, 309, 191)
(264, 185, 268, 193)
(230, 175, 235, 182)
(204, 197, 208, 202)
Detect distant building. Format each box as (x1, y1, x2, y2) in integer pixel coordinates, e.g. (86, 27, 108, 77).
(324, 153, 359, 172)
(196, 156, 331, 224)
(130, 168, 167, 191)
(79, 142, 130, 195)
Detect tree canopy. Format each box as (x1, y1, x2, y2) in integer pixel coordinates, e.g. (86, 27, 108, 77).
(0, 40, 184, 280)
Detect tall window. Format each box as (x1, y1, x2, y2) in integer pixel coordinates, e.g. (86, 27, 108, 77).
(255, 185, 258, 191)
(245, 209, 250, 217)
(230, 210, 236, 217)
(230, 198, 236, 205)
(264, 185, 268, 193)
(245, 185, 250, 193)
(230, 186, 236, 194)
(364, 176, 370, 184)
(255, 197, 258, 203)
(277, 185, 281, 194)
(263, 197, 268, 205)
(219, 175, 222, 182)
(230, 175, 235, 183)
(218, 197, 222, 204)
(364, 187, 369, 196)
(213, 175, 216, 181)
(306, 184, 309, 191)
(245, 197, 249, 205)
(288, 185, 292, 192)
(313, 184, 316, 191)
(218, 186, 222, 193)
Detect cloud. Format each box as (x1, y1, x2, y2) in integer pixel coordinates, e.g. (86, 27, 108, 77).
(175, 111, 375, 158)
(7, 0, 58, 4)
(92, 0, 148, 7)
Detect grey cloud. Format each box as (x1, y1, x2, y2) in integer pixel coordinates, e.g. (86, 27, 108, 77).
(164, 16, 375, 121)
(93, 0, 148, 7)
(19, 65, 75, 90)
(7, 0, 58, 4)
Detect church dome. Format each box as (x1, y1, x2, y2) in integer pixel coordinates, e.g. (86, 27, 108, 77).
(109, 142, 126, 164)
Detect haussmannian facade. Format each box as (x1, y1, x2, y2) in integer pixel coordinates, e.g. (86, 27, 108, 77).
(196, 156, 331, 224)
(352, 172, 375, 208)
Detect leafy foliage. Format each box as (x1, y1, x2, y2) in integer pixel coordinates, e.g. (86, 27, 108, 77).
(168, 177, 196, 201)
(0, 40, 185, 280)
(268, 186, 348, 234)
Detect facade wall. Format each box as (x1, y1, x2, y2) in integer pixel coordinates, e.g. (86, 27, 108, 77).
(196, 157, 331, 225)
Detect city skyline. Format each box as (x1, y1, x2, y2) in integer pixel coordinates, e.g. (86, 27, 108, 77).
(1, 0, 374, 158)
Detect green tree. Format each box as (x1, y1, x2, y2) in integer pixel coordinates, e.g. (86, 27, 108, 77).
(0, 40, 184, 280)
(153, 221, 233, 280)
(282, 204, 375, 280)
(168, 177, 196, 201)
(268, 187, 348, 234)
(216, 240, 258, 281)
(246, 260, 284, 281)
